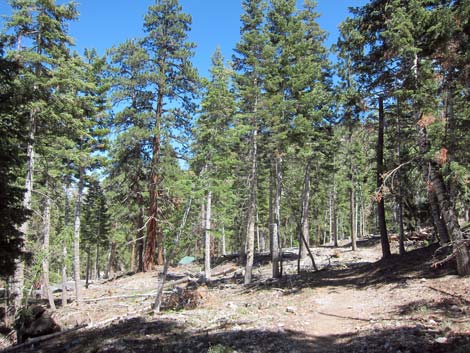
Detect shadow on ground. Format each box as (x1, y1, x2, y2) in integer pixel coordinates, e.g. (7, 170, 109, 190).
(241, 243, 456, 294)
(10, 315, 470, 353)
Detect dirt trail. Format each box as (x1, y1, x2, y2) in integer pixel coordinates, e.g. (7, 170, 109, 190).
(3, 237, 470, 353)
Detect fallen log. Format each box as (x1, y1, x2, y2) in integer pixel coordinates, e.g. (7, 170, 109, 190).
(81, 277, 198, 303)
(211, 266, 239, 278)
(2, 324, 87, 353)
(81, 293, 157, 303)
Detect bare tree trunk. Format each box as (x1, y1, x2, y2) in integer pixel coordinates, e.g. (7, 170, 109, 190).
(204, 190, 212, 282)
(145, 92, 163, 271)
(270, 156, 282, 279)
(41, 179, 56, 310)
(129, 241, 136, 273)
(299, 159, 311, 260)
(429, 191, 450, 244)
(428, 160, 470, 275)
(396, 99, 406, 255)
(85, 247, 91, 288)
(137, 208, 144, 272)
(106, 241, 117, 278)
(222, 225, 226, 256)
(355, 192, 360, 239)
(8, 114, 35, 324)
(244, 127, 257, 284)
(94, 244, 99, 280)
(418, 125, 470, 273)
(350, 186, 357, 250)
(377, 97, 391, 258)
(61, 244, 68, 306)
(73, 167, 85, 303)
(61, 184, 70, 307)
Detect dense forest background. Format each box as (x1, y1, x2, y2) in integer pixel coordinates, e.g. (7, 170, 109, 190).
(1, 0, 469, 324)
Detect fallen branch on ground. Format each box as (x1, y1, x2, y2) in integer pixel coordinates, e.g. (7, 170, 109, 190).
(2, 324, 87, 353)
(211, 266, 239, 278)
(426, 285, 470, 305)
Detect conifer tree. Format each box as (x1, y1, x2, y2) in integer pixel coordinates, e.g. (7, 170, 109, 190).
(0, 42, 28, 280)
(233, 0, 268, 282)
(2, 0, 78, 320)
(141, 0, 199, 270)
(193, 47, 236, 281)
(107, 39, 151, 273)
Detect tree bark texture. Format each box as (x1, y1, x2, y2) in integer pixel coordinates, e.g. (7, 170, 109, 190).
(377, 97, 391, 258)
(270, 155, 282, 278)
(73, 166, 85, 302)
(204, 190, 212, 282)
(244, 128, 257, 284)
(417, 119, 469, 275)
(41, 180, 56, 310)
(145, 92, 163, 271)
(8, 114, 35, 323)
(299, 160, 311, 260)
(429, 191, 450, 244)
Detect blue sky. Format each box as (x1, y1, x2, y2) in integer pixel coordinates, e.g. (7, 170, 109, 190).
(1, 0, 368, 76)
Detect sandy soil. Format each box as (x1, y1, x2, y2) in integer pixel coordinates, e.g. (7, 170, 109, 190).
(2, 236, 470, 353)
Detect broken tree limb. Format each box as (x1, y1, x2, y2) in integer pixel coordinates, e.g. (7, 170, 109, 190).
(431, 239, 470, 269)
(81, 277, 198, 303)
(81, 292, 157, 303)
(2, 324, 87, 353)
(211, 266, 239, 278)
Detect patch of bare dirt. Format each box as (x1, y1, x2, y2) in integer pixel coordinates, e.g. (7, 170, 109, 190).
(3, 236, 470, 353)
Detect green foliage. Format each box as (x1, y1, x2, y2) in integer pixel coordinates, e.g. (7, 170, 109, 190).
(0, 42, 28, 278)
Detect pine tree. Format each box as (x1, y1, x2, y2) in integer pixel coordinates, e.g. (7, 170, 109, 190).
(233, 0, 268, 282)
(107, 38, 152, 273)
(193, 47, 237, 281)
(2, 0, 78, 320)
(0, 41, 28, 281)
(141, 0, 199, 270)
(82, 179, 110, 287)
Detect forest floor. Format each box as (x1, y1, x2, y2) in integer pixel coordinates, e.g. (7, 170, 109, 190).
(2, 236, 470, 353)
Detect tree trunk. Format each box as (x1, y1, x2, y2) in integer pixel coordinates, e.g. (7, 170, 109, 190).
(129, 241, 136, 273)
(397, 200, 406, 255)
(396, 98, 406, 255)
(145, 92, 164, 271)
(377, 96, 391, 258)
(41, 180, 56, 310)
(426, 159, 470, 275)
(8, 114, 35, 324)
(299, 159, 311, 260)
(85, 247, 91, 288)
(106, 241, 117, 278)
(94, 244, 100, 280)
(244, 127, 257, 285)
(350, 185, 357, 250)
(222, 225, 226, 256)
(61, 184, 70, 307)
(204, 190, 212, 282)
(270, 155, 282, 278)
(137, 208, 144, 272)
(429, 191, 450, 244)
(73, 166, 85, 302)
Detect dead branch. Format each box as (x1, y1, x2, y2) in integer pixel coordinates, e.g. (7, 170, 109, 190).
(211, 266, 239, 278)
(375, 158, 416, 199)
(81, 292, 157, 303)
(426, 285, 470, 305)
(431, 239, 470, 269)
(1, 324, 87, 353)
